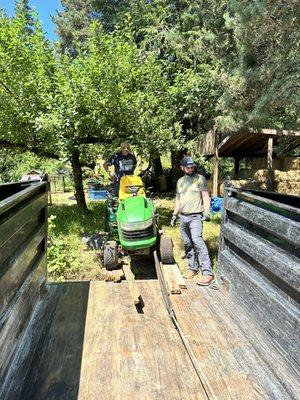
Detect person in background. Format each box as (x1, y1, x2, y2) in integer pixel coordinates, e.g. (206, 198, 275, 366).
(103, 142, 137, 197)
(170, 156, 214, 286)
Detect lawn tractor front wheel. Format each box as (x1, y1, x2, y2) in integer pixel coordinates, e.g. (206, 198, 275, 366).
(103, 241, 119, 270)
(159, 234, 174, 264)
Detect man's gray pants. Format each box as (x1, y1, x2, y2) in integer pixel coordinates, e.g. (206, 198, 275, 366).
(179, 214, 212, 276)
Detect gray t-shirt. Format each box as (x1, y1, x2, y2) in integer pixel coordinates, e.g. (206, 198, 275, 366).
(176, 173, 208, 214)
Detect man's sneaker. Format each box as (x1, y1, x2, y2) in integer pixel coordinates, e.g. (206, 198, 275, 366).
(184, 269, 199, 279)
(197, 275, 214, 286)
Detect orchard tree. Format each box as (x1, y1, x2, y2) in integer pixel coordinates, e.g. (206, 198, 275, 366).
(48, 24, 180, 207)
(0, 9, 179, 211)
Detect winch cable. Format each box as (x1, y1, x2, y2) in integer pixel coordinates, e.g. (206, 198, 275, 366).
(153, 251, 217, 400)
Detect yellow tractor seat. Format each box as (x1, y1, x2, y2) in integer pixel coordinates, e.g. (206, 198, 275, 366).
(119, 175, 146, 200)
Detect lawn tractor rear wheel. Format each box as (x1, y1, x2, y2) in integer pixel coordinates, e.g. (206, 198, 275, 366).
(103, 241, 119, 270)
(159, 234, 174, 264)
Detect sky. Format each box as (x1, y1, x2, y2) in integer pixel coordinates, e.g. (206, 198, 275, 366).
(0, 0, 62, 41)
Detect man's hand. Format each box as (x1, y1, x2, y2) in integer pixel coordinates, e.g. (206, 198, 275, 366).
(201, 214, 210, 222)
(170, 214, 177, 227)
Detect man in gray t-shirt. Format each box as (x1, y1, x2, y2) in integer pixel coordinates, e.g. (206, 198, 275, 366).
(171, 157, 214, 286)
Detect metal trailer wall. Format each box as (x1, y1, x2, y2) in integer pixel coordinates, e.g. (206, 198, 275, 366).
(0, 181, 48, 388)
(218, 187, 300, 369)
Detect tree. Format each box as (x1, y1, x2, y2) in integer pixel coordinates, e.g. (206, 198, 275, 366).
(15, 0, 35, 33)
(53, 0, 95, 55)
(1, 10, 178, 210)
(121, 1, 226, 175)
(217, 0, 300, 131)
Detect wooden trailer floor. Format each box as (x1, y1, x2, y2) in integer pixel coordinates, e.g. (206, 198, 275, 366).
(171, 284, 300, 400)
(19, 280, 300, 400)
(21, 280, 206, 400)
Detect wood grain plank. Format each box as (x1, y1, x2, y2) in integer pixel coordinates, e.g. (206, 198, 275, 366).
(226, 196, 300, 247)
(0, 253, 46, 385)
(0, 215, 40, 265)
(0, 224, 46, 315)
(222, 221, 300, 296)
(0, 192, 46, 249)
(78, 282, 123, 400)
(0, 285, 60, 400)
(122, 263, 140, 304)
(20, 282, 90, 400)
(161, 263, 181, 294)
(0, 182, 47, 216)
(171, 263, 187, 289)
(172, 283, 300, 399)
(219, 249, 300, 367)
(78, 280, 206, 400)
(205, 287, 300, 400)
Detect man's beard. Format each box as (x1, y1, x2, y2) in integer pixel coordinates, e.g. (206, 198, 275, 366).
(185, 170, 195, 176)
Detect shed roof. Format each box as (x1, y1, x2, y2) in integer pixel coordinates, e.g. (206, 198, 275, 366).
(198, 128, 300, 158)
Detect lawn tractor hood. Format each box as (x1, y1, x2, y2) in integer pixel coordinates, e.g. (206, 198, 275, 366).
(117, 196, 155, 226)
(116, 195, 157, 250)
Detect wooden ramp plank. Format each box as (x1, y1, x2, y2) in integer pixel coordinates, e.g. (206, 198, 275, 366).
(161, 263, 181, 294)
(122, 263, 140, 305)
(171, 263, 187, 289)
(171, 283, 300, 400)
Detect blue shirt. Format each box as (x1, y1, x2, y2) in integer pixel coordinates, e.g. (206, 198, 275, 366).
(106, 152, 137, 181)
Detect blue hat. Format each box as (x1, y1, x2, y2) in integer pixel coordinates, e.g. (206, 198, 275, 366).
(181, 157, 196, 167)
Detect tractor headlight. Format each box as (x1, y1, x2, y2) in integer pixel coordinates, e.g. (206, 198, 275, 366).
(120, 218, 153, 231)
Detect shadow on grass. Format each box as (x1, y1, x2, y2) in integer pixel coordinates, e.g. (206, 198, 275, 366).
(49, 202, 106, 237)
(130, 255, 157, 280)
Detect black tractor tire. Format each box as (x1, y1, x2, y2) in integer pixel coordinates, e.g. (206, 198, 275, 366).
(103, 241, 119, 270)
(159, 235, 174, 264)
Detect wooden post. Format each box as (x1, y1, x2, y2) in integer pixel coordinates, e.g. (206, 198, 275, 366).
(62, 176, 66, 193)
(267, 138, 274, 190)
(47, 175, 52, 206)
(213, 131, 219, 197)
(234, 157, 240, 178)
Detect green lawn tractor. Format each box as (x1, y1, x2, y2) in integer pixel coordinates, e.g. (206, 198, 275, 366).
(103, 175, 174, 269)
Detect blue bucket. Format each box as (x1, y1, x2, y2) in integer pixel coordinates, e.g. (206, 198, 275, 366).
(88, 190, 108, 200)
(210, 197, 223, 214)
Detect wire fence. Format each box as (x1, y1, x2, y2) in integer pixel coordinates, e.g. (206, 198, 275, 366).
(49, 174, 74, 194)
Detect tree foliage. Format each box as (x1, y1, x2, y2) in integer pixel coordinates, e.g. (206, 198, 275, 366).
(1, 0, 299, 205)
(0, 6, 178, 208)
(218, 0, 300, 130)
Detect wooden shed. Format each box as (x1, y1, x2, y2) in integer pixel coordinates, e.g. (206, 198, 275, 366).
(197, 128, 300, 196)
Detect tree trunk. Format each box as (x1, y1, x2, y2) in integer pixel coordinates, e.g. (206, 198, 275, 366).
(70, 147, 88, 213)
(152, 157, 163, 176)
(171, 149, 187, 188)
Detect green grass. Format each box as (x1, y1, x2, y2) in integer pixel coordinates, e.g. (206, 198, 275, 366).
(48, 193, 107, 281)
(47, 193, 221, 281)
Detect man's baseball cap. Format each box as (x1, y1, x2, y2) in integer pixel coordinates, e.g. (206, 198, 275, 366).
(181, 157, 196, 168)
